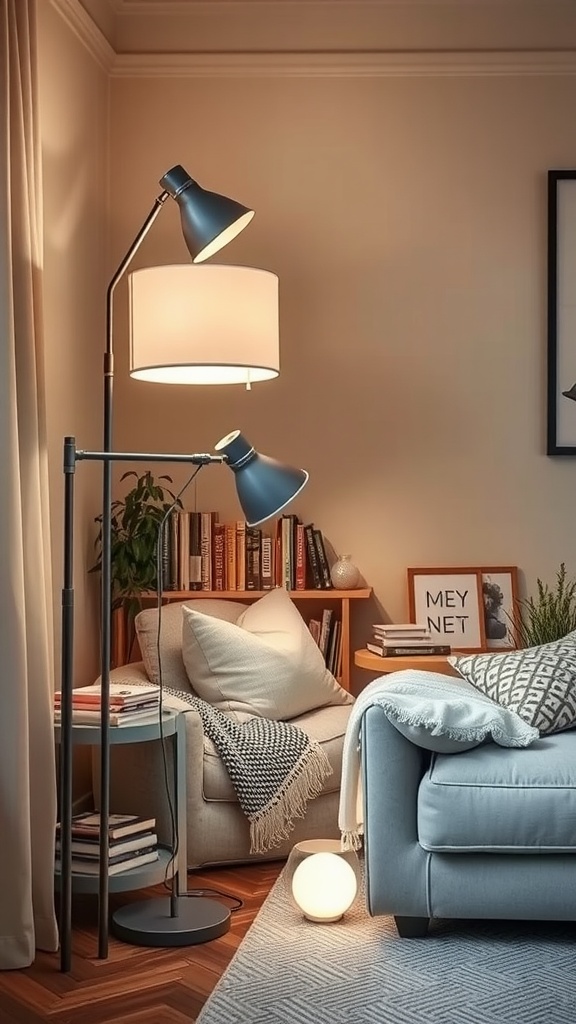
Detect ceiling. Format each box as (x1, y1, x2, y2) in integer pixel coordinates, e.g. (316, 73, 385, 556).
(76, 0, 576, 55)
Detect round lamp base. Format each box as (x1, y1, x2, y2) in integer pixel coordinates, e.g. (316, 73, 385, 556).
(112, 896, 231, 947)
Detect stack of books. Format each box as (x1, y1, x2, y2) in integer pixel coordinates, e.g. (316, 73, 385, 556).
(55, 811, 159, 876)
(53, 681, 161, 726)
(366, 623, 451, 658)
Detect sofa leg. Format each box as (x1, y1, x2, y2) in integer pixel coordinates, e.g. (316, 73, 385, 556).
(394, 916, 429, 938)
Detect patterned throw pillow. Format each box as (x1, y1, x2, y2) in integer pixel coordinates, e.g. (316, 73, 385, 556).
(449, 633, 576, 735)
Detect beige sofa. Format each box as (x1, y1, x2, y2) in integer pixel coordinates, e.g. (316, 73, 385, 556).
(94, 595, 354, 869)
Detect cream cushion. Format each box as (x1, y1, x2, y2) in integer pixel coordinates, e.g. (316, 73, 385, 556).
(181, 587, 353, 721)
(135, 598, 248, 692)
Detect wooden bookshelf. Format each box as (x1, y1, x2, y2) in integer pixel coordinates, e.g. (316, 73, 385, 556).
(113, 588, 371, 691)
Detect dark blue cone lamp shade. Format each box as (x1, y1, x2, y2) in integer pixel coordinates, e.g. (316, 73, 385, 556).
(217, 431, 309, 527)
(160, 165, 255, 264)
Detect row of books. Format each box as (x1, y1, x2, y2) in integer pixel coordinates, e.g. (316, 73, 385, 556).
(366, 623, 451, 658)
(54, 682, 162, 727)
(55, 812, 159, 876)
(162, 512, 335, 592)
(310, 609, 342, 677)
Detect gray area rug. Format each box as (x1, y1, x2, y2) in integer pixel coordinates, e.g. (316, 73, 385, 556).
(197, 866, 576, 1024)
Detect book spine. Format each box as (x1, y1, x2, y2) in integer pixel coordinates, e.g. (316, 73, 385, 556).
(287, 514, 298, 589)
(160, 518, 171, 591)
(200, 511, 215, 590)
(235, 521, 246, 591)
(318, 608, 333, 660)
(325, 617, 338, 674)
(167, 511, 179, 590)
(366, 643, 451, 657)
(261, 534, 274, 590)
(188, 511, 203, 591)
(304, 524, 323, 589)
(274, 519, 283, 588)
(224, 522, 237, 591)
(213, 523, 225, 591)
(308, 618, 321, 646)
(245, 527, 262, 590)
(281, 517, 292, 590)
(178, 510, 190, 591)
(313, 528, 333, 589)
(294, 523, 306, 591)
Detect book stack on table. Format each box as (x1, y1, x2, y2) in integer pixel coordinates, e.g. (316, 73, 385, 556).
(53, 681, 162, 726)
(366, 623, 452, 658)
(55, 812, 159, 875)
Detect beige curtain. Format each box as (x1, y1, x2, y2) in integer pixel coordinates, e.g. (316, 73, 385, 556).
(0, 0, 58, 967)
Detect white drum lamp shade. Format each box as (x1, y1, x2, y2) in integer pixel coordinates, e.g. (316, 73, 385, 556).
(129, 264, 279, 386)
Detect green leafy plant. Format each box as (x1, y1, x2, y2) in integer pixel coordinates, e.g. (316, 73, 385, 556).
(90, 470, 182, 658)
(512, 563, 576, 647)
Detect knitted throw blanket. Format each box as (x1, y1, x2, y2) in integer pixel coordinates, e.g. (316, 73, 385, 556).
(161, 686, 333, 854)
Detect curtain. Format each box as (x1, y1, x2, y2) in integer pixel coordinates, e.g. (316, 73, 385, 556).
(0, 0, 58, 967)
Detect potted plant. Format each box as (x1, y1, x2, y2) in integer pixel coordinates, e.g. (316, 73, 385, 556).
(512, 563, 576, 647)
(90, 470, 182, 662)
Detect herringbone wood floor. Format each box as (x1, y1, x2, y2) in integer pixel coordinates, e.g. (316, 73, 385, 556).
(0, 862, 284, 1024)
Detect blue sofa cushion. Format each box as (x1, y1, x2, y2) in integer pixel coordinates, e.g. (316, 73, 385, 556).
(418, 731, 576, 852)
(449, 631, 576, 735)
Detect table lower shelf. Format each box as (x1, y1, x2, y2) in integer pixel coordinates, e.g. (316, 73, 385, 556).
(54, 845, 174, 895)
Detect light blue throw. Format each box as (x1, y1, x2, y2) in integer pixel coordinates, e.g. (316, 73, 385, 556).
(339, 670, 539, 849)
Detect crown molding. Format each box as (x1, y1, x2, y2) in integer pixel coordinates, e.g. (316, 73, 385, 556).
(112, 0, 560, 7)
(111, 49, 576, 78)
(50, 0, 115, 70)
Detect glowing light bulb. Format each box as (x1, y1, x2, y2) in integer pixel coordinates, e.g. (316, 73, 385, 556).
(291, 852, 358, 923)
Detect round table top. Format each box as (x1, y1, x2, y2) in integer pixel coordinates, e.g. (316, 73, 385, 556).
(354, 649, 461, 675)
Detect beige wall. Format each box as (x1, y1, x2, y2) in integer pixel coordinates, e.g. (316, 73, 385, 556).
(43, 1, 576, 689)
(108, 62, 576, 679)
(38, 0, 109, 693)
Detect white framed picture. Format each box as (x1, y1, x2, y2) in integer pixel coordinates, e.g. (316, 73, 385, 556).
(407, 567, 486, 652)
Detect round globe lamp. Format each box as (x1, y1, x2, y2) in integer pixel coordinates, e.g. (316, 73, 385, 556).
(291, 852, 358, 923)
(284, 838, 360, 893)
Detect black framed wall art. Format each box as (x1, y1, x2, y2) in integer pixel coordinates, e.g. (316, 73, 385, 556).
(547, 169, 576, 455)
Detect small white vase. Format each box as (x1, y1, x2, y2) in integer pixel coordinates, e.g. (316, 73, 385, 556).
(330, 554, 360, 590)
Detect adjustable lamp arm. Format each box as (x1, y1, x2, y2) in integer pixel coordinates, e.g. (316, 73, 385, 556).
(104, 191, 169, 450)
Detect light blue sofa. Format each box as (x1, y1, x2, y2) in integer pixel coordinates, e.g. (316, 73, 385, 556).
(361, 704, 576, 937)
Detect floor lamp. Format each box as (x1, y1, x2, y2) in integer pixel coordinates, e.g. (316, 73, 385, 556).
(59, 165, 308, 971)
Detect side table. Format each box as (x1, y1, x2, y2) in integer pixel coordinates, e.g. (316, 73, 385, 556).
(354, 649, 462, 677)
(55, 709, 230, 970)
(54, 710, 186, 967)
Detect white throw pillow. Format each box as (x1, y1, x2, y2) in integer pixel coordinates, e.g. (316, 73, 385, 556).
(135, 599, 248, 692)
(181, 587, 353, 720)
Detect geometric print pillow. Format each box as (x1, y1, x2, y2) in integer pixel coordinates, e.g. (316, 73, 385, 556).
(448, 633, 576, 735)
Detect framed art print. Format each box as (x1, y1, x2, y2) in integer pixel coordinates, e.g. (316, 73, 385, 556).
(479, 566, 519, 649)
(547, 169, 576, 455)
(407, 568, 486, 652)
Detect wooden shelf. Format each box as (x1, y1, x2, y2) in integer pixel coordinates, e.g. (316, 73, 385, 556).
(114, 588, 372, 691)
(144, 589, 372, 600)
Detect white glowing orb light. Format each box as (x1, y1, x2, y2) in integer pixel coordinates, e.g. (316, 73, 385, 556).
(291, 852, 358, 923)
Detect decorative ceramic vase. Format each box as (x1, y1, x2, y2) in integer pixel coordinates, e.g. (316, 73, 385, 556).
(329, 554, 360, 590)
